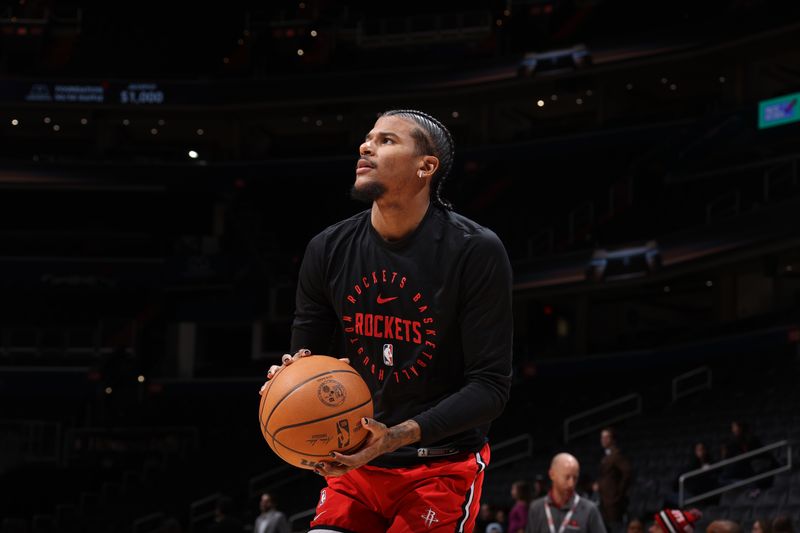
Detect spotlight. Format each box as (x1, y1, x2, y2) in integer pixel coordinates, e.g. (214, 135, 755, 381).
(297, 49, 304, 56)
(188, 150, 199, 159)
(196, 128, 204, 136)
(537, 100, 545, 107)
(11, 119, 18, 126)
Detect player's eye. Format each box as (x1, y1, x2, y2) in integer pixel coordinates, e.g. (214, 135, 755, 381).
(382, 138, 394, 144)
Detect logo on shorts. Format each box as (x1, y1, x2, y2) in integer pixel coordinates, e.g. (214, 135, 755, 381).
(421, 508, 439, 528)
(336, 419, 351, 448)
(318, 489, 327, 507)
(382, 344, 394, 366)
(317, 378, 346, 407)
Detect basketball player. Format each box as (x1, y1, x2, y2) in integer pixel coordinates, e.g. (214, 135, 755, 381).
(261, 110, 513, 533)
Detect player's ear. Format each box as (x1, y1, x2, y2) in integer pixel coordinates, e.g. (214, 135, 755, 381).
(419, 155, 439, 179)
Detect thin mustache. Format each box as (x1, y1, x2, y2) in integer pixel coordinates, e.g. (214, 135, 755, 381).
(358, 157, 376, 167)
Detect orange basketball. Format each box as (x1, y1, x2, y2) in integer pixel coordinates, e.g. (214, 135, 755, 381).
(258, 355, 373, 470)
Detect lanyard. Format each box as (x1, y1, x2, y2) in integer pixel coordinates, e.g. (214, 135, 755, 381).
(544, 494, 580, 533)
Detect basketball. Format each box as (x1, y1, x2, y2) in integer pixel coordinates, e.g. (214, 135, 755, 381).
(258, 355, 373, 470)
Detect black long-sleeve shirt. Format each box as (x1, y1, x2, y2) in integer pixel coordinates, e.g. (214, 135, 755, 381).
(290, 205, 513, 467)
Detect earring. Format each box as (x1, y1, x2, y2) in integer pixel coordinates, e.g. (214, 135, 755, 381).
(418, 170, 424, 178)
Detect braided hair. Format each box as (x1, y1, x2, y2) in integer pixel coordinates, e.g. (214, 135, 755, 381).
(381, 109, 455, 211)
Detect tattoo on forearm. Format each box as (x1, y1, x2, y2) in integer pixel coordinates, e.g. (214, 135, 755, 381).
(387, 420, 421, 451)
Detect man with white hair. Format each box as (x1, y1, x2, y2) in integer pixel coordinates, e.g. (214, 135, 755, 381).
(527, 453, 606, 533)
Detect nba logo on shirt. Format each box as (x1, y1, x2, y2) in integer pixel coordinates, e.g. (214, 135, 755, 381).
(382, 344, 394, 366)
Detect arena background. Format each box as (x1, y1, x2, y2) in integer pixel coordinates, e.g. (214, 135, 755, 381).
(1, 1, 799, 532)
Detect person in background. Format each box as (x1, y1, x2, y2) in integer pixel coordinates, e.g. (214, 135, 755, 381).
(508, 481, 532, 533)
(597, 428, 632, 533)
(207, 496, 244, 533)
(496, 507, 509, 533)
(626, 518, 644, 533)
(772, 516, 794, 533)
(254, 492, 289, 533)
(477, 503, 496, 533)
(707, 520, 743, 533)
(752, 518, 772, 533)
(532, 474, 546, 499)
(527, 453, 606, 533)
(679, 442, 718, 502)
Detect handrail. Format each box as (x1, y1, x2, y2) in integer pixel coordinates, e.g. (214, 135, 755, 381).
(0, 419, 61, 463)
(678, 440, 792, 506)
(487, 433, 533, 471)
(132, 512, 164, 533)
(289, 507, 316, 531)
(672, 366, 712, 402)
(188, 492, 221, 532)
(563, 393, 641, 443)
(248, 463, 307, 498)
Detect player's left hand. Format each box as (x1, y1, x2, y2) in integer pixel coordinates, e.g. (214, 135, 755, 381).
(314, 418, 420, 477)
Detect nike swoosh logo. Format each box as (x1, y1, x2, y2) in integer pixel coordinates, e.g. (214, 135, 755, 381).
(313, 510, 327, 522)
(376, 294, 398, 304)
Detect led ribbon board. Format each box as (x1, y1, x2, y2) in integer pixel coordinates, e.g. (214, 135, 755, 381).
(758, 92, 800, 129)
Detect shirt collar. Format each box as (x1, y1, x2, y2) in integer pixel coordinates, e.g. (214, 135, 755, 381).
(547, 489, 575, 510)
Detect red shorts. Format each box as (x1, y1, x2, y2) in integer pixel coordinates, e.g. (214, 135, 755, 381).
(309, 443, 489, 533)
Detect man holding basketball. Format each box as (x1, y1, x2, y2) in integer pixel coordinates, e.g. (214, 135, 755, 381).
(261, 109, 513, 533)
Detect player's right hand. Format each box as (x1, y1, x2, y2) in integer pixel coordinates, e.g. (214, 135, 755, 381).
(258, 348, 311, 396)
(258, 350, 350, 395)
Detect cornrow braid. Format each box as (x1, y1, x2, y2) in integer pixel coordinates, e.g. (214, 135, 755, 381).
(381, 109, 455, 211)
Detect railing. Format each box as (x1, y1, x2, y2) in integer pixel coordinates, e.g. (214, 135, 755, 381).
(706, 189, 740, 223)
(672, 366, 712, 402)
(248, 463, 307, 499)
(487, 433, 533, 471)
(189, 492, 221, 532)
(678, 440, 792, 506)
(289, 507, 316, 532)
(0, 420, 61, 465)
(132, 512, 164, 533)
(563, 393, 642, 443)
(63, 426, 198, 466)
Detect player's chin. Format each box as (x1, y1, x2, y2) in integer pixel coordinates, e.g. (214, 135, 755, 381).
(350, 180, 385, 203)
